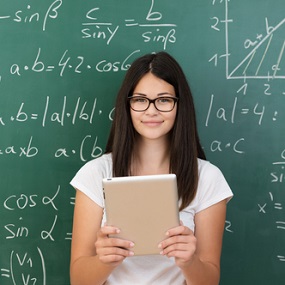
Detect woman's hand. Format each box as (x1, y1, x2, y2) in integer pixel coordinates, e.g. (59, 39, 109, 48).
(158, 222, 197, 269)
(95, 225, 134, 267)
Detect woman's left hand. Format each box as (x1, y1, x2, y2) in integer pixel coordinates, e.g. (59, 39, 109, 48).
(158, 222, 197, 269)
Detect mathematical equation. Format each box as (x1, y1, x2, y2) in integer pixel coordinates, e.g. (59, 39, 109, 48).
(0, 96, 113, 127)
(1, 49, 141, 80)
(0, 182, 74, 284)
(1, 248, 46, 285)
(202, 89, 284, 155)
(0, 0, 177, 83)
(81, 2, 176, 48)
(258, 190, 285, 263)
(0, 0, 62, 31)
(0, 133, 104, 162)
(205, 93, 282, 127)
(1, 185, 73, 241)
(13, 48, 141, 78)
(255, 148, 285, 263)
(0, 0, 176, 48)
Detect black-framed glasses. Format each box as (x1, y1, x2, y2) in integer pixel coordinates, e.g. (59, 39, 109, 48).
(128, 96, 178, 112)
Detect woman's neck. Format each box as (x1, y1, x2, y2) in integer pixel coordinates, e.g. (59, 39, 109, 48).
(131, 138, 171, 176)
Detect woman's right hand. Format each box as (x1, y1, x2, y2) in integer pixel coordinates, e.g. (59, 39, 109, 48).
(95, 225, 135, 267)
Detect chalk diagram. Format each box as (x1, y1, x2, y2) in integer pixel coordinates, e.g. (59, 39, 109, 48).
(224, 1, 285, 80)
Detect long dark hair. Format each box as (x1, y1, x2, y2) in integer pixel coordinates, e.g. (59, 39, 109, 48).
(105, 51, 206, 210)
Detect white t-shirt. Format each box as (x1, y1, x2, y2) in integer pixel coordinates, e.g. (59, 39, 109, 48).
(70, 153, 233, 285)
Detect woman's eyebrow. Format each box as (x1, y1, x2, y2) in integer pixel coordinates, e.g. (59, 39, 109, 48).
(132, 92, 147, 96)
(157, 92, 175, 96)
(132, 92, 174, 97)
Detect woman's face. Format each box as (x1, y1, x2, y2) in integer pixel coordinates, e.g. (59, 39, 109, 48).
(130, 72, 177, 142)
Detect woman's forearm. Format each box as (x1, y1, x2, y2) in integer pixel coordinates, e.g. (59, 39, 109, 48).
(70, 255, 115, 285)
(181, 254, 220, 285)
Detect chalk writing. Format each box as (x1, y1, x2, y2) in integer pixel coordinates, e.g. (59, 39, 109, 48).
(41, 215, 58, 241)
(0, 133, 106, 161)
(4, 186, 60, 212)
(81, 0, 177, 49)
(0, 0, 62, 32)
(207, 137, 245, 154)
(0, 96, 115, 128)
(0, 136, 38, 158)
(1, 248, 46, 285)
(2, 185, 69, 242)
(6, 49, 140, 78)
(225, 220, 234, 233)
(257, 147, 285, 262)
(205, 94, 282, 127)
(55, 134, 103, 162)
(277, 255, 285, 262)
(81, 6, 119, 44)
(258, 192, 283, 214)
(208, 1, 285, 272)
(271, 148, 285, 183)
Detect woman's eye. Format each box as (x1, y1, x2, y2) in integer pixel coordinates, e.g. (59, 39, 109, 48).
(158, 98, 172, 103)
(133, 98, 147, 103)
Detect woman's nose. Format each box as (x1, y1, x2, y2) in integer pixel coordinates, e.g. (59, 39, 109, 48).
(145, 101, 159, 114)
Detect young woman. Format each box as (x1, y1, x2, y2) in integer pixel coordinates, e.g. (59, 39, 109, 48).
(70, 51, 233, 285)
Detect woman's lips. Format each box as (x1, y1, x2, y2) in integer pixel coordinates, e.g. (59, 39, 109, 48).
(142, 120, 164, 127)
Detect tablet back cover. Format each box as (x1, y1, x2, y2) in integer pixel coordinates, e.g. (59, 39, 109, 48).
(103, 174, 180, 255)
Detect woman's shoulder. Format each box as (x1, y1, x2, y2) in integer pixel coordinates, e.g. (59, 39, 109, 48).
(84, 153, 112, 167)
(197, 158, 222, 176)
(197, 158, 233, 194)
(70, 153, 113, 207)
(197, 158, 231, 190)
(92, 152, 112, 163)
(74, 153, 113, 178)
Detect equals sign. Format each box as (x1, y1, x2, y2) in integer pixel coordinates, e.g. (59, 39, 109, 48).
(241, 108, 249, 114)
(276, 221, 285, 230)
(70, 197, 75, 205)
(1, 268, 10, 278)
(65, 233, 72, 240)
(31, 114, 38, 120)
(125, 19, 138, 27)
(277, 255, 285, 262)
(274, 203, 283, 210)
(46, 66, 55, 72)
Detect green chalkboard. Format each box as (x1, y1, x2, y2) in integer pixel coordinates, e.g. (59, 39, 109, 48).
(0, 1, 284, 284)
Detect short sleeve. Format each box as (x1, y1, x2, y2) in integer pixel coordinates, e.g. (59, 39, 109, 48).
(195, 160, 233, 213)
(70, 154, 112, 208)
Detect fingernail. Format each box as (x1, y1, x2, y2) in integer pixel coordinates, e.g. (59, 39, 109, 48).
(160, 250, 164, 255)
(129, 242, 135, 247)
(116, 229, 120, 234)
(165, 231, 169, 236)
(129, 251, 134, 256)
(158, 243, 162, 249)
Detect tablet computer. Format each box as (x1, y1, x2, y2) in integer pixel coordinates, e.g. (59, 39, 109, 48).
(102, 174, 180, 256)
